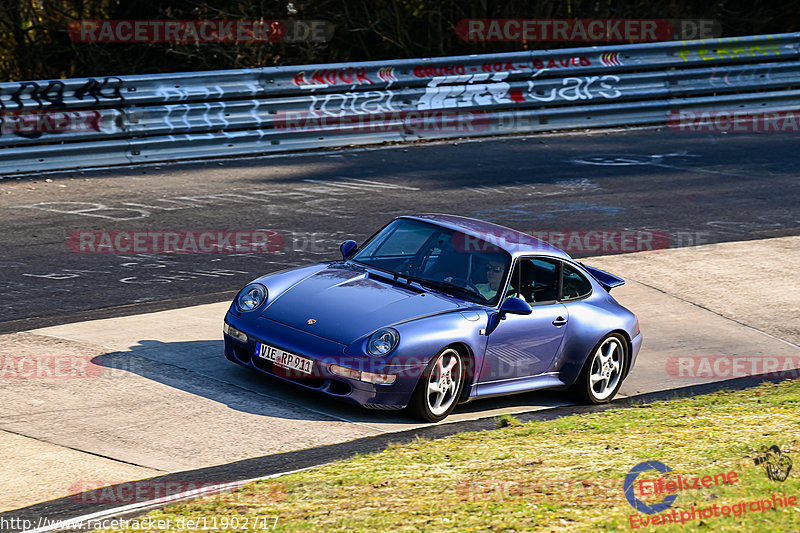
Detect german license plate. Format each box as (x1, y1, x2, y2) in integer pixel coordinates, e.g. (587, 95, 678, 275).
(255, 342, 313, 375)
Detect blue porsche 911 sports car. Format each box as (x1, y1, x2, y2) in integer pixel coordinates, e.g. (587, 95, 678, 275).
(223, 214, 642, 422)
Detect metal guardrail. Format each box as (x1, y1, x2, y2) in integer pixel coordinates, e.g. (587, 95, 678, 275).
(1, 33, 799, 174)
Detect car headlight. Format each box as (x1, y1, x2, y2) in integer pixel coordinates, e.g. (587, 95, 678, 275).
(367, 328, 399, 357)
(237, 283, 267, 312)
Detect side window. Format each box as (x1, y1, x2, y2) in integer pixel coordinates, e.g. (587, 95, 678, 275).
(562, 263, 592, 300)
(510, 258, 560, 304)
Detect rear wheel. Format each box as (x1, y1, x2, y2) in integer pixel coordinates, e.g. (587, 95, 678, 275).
(408, 347, 464, 422)
(572, 333, 627, 404)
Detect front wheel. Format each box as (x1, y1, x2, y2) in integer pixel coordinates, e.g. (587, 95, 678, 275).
(572, 333, 628, 404)
(408, 347, 465, 422)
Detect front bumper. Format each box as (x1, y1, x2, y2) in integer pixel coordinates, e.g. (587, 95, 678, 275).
(223, 313, 426, 409)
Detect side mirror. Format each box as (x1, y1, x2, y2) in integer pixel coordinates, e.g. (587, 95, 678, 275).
(500, 296, 532, 317)
(340, 240, 358, 260)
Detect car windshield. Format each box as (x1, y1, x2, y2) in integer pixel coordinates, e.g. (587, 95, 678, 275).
(351, 218, 512, 305)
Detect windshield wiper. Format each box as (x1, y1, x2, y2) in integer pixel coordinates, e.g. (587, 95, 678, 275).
(349, 261, 486, 303)
(401, 275, 485, 303)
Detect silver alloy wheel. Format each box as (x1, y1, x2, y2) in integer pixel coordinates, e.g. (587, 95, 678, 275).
(425, 348, 462, 416)
(588, 336, 623, 400)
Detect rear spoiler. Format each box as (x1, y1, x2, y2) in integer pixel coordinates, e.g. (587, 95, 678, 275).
(580, 263, 625, 291)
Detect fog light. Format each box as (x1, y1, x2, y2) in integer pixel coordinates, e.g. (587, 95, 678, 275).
(328, 364, 397, 385)
(329, 364, 360, 380)
(223, 322, 248, 343)
(362, 371, 397, 385)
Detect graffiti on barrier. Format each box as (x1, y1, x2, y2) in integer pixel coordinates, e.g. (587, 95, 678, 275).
(416, 70, 623, 109)
(293, 67, 373, 88)
(708, 66, 772, 87)
(413, 57, 595, 78)
(377, 67, 397, 83)
(0, 77, 125, 111)
(0, 109, 104, 139)
(417, 72, 521, 110)
(599, 52, 622, 67)
(533, 56, 593, 70)
(307, 90, 398, 116)
(413, 64, 468, 78)
(678, 36, 780, 62)
(527, 74, 621, 101)
(0, 77, 124, 139)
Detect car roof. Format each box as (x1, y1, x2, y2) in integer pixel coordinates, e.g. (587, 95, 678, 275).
(399, 214, 572, 260)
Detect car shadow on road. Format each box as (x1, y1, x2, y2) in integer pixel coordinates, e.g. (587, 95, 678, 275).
(91, 338, 579, 429)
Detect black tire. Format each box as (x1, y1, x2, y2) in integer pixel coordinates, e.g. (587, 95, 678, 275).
(408, 346, 465, 422)
(571, 333, 628, 404)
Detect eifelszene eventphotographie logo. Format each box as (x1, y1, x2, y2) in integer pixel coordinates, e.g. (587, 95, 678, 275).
(624, 458, 796, 528)
(624, 461, 679, 514)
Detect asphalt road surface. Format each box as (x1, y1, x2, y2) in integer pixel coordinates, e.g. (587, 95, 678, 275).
(1, 127, 799, 332)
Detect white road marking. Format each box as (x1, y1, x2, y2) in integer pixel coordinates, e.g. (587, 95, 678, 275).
(339, 178, 419, 190)
(302, 179, 380, 191)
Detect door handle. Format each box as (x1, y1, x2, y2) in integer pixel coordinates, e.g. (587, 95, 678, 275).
(552, 316, 568, 326)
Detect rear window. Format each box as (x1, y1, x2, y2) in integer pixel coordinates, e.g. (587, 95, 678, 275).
(562, 264, 592, 300)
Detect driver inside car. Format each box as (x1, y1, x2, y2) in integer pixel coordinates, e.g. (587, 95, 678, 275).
(475, 259, 505, 301)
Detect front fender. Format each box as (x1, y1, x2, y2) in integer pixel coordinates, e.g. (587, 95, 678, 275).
(347, 310, 490, 387)
(227, 262, 331, 321)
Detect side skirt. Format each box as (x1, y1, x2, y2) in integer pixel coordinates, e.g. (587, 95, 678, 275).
(467, 373, 567, 401)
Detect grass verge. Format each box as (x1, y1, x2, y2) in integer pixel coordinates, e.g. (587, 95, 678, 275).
(96, 379, 800, 532)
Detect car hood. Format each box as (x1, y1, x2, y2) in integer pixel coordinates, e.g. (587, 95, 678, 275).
(261, 264, 462, 345)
